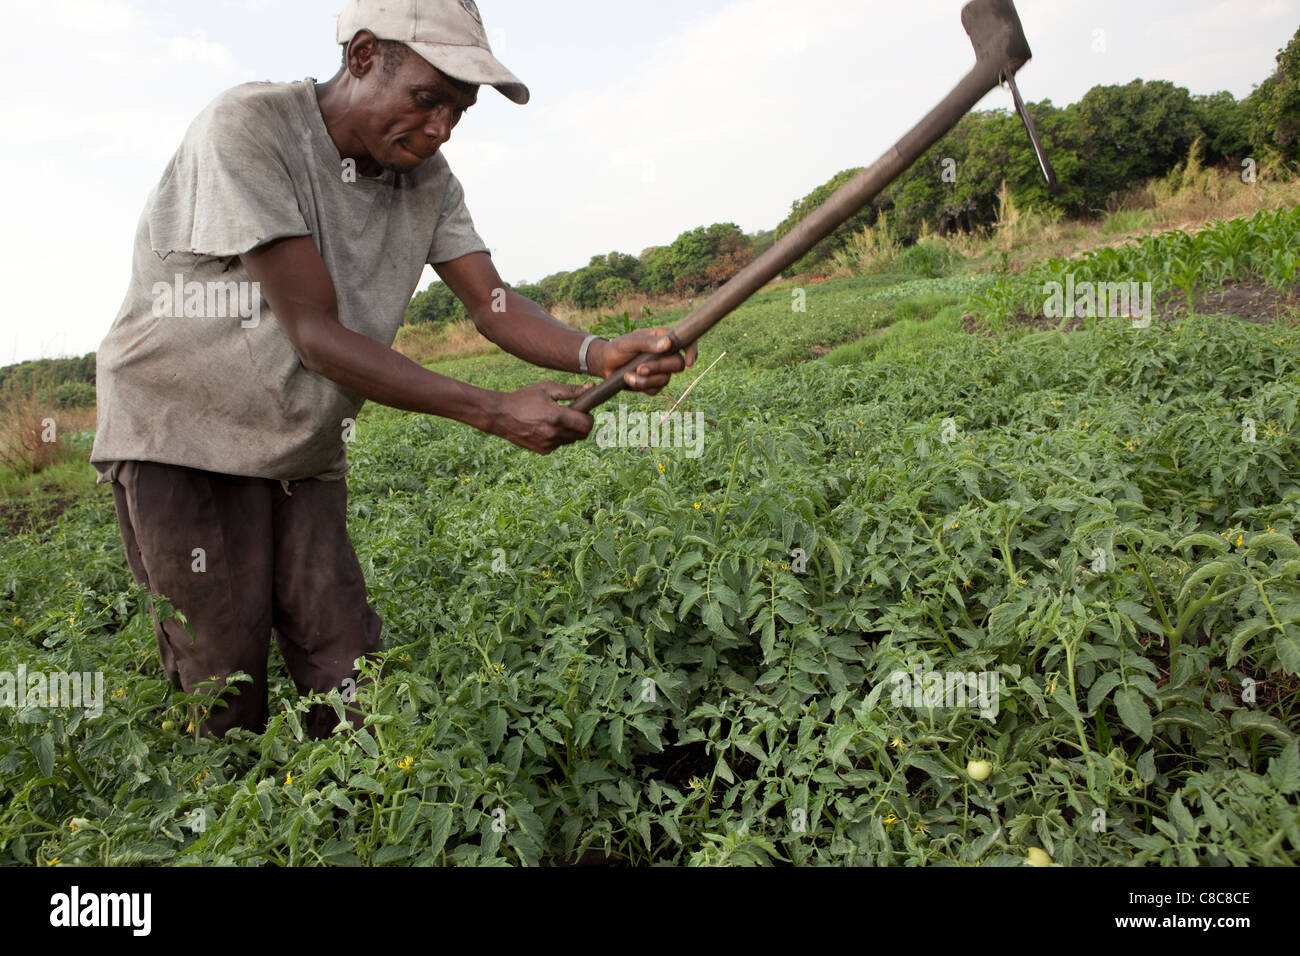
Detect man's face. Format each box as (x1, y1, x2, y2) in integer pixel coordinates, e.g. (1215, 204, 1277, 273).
(354, 41, 479, 172)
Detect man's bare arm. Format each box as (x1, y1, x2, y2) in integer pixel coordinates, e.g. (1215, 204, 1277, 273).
(240, 235, 593, 454)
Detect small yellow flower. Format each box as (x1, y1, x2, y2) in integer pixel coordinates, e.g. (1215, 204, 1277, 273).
(284, 772, 292, 786)
(694, 502, 702, 510)
(1267, 526, 1275, 534)
(1236, 535, 1244, 548)
(883, 814, 899, 827)
(658, 462, 666, 474)
(46, 858, 59, 866)
(914, 823, 929, 835)
(891, 737, 907, 751)
(186, 721, 196, 733)
(397, 755, 413, 772)
(492, 662, 505, 674)
(687, 776, 706, 791)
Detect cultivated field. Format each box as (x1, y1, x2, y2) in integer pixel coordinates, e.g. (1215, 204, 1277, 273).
(2, 207, 1297, 866)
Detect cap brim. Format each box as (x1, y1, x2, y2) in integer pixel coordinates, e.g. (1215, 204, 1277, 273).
(407, 42, 529, 105)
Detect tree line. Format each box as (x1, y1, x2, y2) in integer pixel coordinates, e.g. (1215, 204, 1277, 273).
(403, 24, 1300, 323)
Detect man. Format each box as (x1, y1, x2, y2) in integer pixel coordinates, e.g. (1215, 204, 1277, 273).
(90, 0, 697, 739)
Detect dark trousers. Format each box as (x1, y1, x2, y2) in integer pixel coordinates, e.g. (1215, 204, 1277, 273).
(110, 460, 382, 739)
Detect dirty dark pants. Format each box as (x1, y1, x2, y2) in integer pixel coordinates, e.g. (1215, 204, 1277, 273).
(110, 460, 383, 739)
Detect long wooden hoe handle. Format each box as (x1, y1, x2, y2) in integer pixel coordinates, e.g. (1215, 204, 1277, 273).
(570, 0, 1048, 415)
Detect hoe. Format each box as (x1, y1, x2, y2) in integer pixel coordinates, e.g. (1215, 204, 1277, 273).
(571, 0, 1058, 414)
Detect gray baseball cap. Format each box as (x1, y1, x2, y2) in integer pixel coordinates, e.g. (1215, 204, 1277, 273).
(337, 0, 529, 104)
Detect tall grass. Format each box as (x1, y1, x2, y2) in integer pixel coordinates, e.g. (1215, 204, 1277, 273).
(829, 212, 903, 277)
(392, 319, 500, 367)
(0, 386, 95, 482)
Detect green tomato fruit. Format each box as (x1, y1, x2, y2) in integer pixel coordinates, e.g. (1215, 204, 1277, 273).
(161, 720, 175, 732)
(966, 759, 993, 781)
(1026, 847, 1052, 867)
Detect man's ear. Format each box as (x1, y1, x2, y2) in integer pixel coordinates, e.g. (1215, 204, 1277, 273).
(345, 30, 381, 80)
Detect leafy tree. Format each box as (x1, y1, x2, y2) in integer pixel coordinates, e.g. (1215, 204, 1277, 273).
(1192, 91, 1253, 165)
(1064, 80, 1200, 213)
(536, 272, 571, 307)
(561, 263, 612, 309)
(1250, 25, 1300, 165)
(595, 276, 634, 306)
(639, 223, 753, 295)
(513, 283, 554, 310)
(402, 281, 467, 327)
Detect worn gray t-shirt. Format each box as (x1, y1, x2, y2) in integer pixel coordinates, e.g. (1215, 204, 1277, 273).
(91, 77, 490, 483)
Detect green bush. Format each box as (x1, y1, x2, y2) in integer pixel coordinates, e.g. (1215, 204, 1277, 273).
(894, 242, 953, 279)
(53, 382, 96, 409)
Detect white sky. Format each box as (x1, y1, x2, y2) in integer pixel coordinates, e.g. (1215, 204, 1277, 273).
(1, 0, 1296, 364)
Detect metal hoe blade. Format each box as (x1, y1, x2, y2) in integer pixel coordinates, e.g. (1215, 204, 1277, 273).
(1007, 73, 1060, 193)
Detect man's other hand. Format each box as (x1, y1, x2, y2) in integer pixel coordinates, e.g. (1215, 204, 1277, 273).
(597, 329, 698, 394)
(491, 382, 595, 455)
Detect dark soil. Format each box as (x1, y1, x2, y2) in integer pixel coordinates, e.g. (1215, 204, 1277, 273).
(0, 494, 79, 537)
(964, 278, 1300, 335)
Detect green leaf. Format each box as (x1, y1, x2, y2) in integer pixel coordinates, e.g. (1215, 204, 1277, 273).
(825, 723, 856, 765)
(1229, 709, 1293, 742)
(373, 843, 412, 864)
(1049, 686, 1084, 721)
(1173, 533, 1230, 553)
(825, 538, 846, 584)
(1200, 791, 1227, 831)
(1086, 671, 1123, 714)
(396, 797, 420, 842)
(678, 583, 707, 617)
(1227, 617, 1273, 667)
(1247, 533, 1300, 560)
(1115, 600, 1165, 637)
(1169, 791, 1198, 839)
(486, 707, 507, 753)
(354, 728, 379, 759)
(1153, 706, 1218, 736)
(1114, 687, 1153, 742)
(1178, 561, 1232, 604)
(33, 733, 54, 777)
(425, 805, 454, 859)
(351, 773, 385, 795)
(1135, 750, 1156, 784)
(1267, 740, 1300, 794)
(1275, 628, 1300, 676)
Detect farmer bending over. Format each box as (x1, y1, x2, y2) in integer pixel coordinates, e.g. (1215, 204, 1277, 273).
(90, 0, 696, 738)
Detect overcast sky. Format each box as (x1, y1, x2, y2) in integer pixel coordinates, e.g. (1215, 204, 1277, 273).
(1, 0, 1296, 364)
